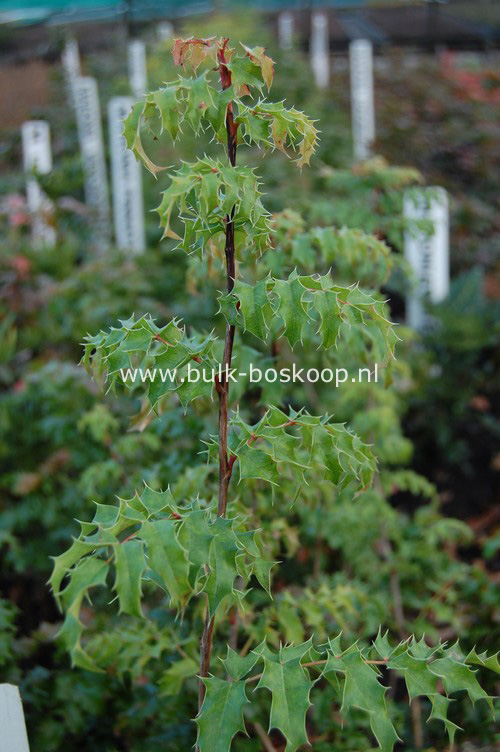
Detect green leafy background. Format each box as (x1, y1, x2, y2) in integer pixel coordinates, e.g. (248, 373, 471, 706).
(0, 9, 498, 752)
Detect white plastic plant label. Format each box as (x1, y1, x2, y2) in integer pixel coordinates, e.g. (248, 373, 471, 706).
(108, 96, 145, 253)
(349, 39, 375, 161)
(310, 13, 329, 89)
(0, 684, 30, 752)
(61, 38, 80, 107)
(404, 187, 450, 330)
(278, 12, 294, 50)
(128, 40, 147, 99)
(21, 120, 56, 247)
(73, 76, 111, 250)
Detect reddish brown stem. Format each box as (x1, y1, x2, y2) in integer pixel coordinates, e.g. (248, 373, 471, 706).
(198, 38, 239, 716)
(197, 606, 215, 710)
(217, 38, 237, 519)
(153, 334, 173, 346)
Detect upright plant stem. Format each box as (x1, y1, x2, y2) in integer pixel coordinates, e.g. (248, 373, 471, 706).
(198, 38, 238, 714)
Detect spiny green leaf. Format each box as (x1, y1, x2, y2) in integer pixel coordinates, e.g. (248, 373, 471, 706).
(123, 101, 166, 177)
(239, 101, 319, 166)
(239, 110, 271, 146)
(222, 646, 260, 680)
(178, 509, 214, 583)
(312, 289, 342, 349)
(428, 694, 461, 747)
(154, 158, 271, 255)
(140, 519, 191, 608)
(58, 599, 102, 672)
(196, 677, 249, 752)
(82, 315, 218, 411)
(140, 484, 176, 517)
(465, 647, 500, 675)
(206, 87, 234, 142)
(387, 651, 438, 699)
(428, 655, 493, 708)
(179, 511, 266, 614)
(60, 555, 109, 611)
(240, 44, 274, 89)
(227, 56, 265, 92)
(237, 444, 280, 486)
(90, 497, 144, 538)
(123, 100, 142, 152)
(408, 635, 441, 660)
(50, 538, 97, 607)
(176, 361, 214, 408)
(106, 349, 131, 376)
(57, 557, 109, 671)
(153, 86, 181, 140)
(272, 275, 308, 347)
(325, 648, 399, 752)
(113, 539, 146, 618)
(253, 557, 278, 595)
(218, 274, 397, 363)
(372, 630, 406, 661)
(182, 73, 214, 133)
(255, 641, 313, 752)
(205, 518, 245, 615)
(231, 278, 272, 340)
(119, 326, 153, 353)
(218, 408, 375, 493)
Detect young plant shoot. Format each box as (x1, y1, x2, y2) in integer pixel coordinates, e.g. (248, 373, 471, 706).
(51, 37, 497, 752)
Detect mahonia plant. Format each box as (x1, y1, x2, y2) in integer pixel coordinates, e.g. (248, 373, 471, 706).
(51, 37, 497, 751)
